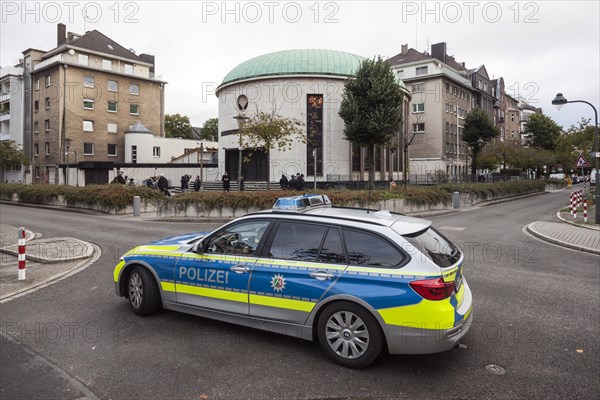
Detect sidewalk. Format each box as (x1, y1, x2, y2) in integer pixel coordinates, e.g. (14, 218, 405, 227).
(0, 224, 99, 302)
(526, 216, 600, 255)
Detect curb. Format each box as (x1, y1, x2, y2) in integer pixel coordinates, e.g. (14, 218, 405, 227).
(0, 200, 107, 215)
(477, 191, 547, 207)
(0, 237, 95, 263)
(525, 222, 600, 255)
(555, 211, 600, 231)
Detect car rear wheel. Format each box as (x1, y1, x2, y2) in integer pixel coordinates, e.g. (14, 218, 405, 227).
(128, 266, 162, 316)
(317, 302, 383, 368)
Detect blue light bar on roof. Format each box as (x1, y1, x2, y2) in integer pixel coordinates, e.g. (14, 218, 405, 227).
(273, 194, 332, 211)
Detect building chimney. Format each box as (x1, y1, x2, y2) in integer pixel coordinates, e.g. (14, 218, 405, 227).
(431, 42, 447, 64)
(401, 44, 408, 54)
(57, 23, 66, 46)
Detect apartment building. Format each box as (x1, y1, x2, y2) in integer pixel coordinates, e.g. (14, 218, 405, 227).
(388, 43, 474, 177)
(25, 23, 166, 185)
(0, 63, 25, 182)
(492, 77, 521, 145)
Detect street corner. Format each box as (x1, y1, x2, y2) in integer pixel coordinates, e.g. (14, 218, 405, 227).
(0, 236, 101, 302)
(526, 221, 600, 255)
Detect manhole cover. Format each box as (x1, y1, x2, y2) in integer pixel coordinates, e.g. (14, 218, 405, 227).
(485, 364, 507, 375)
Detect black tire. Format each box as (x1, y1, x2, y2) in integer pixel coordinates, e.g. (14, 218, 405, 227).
(316, 301, 384, 368)
(127, 266, 162, 316)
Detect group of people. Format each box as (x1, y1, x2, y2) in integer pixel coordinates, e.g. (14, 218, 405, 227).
(279, 174, 305, 190)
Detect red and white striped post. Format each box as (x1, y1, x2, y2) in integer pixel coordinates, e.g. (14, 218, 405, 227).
(570, 193, 574, 216)
(18, 227, 26, 280)
(584, 200, 588, 223)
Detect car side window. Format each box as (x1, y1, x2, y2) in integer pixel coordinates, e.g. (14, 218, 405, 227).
(268, 221, 327, 262)
(318, 228, 346, 264)
(343, 229, 405, 268)
(205, 220, 270, 256)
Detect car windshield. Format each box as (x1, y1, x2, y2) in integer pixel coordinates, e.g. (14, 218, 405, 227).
(402, 227, 460, 268)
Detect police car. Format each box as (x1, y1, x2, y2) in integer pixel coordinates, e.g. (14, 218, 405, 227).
(114, 194, 472, 367)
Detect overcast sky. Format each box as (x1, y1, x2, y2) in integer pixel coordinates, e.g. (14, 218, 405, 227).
(2, 1, 599, 129)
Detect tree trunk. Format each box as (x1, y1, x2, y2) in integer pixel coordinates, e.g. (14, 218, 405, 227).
(367, 144, 375, 189)
(403, 144, 409, 189)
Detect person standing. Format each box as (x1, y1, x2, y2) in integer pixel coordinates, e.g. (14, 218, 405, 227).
(222, 171, 230, 192)
(279, 174, 288, 190)
(194, 176, 201, 192)
(298, 174, 305, 191)
(289, 174, 298, 190)
(157, 174, 170, 196)
(240, 176, 245, 191)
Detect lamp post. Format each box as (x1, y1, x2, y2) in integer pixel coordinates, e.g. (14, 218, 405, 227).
(199, 142, 204, 188)
(312, 148, 317, 189)
(552, 93, 599, 224)
(233, 114, 249, 191)
(64, 138, 71, 186)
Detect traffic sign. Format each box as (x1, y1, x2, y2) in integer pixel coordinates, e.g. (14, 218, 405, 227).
(574, 154, 591, 168)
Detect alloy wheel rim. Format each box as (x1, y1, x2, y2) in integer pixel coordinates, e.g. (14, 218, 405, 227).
(325, 311, 369, 359)
(129, 273, 143, 309)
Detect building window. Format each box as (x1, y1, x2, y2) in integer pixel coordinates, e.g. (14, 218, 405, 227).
(412, 103, 425, 113)
(306, 94, 324, 176)
(411, 82, 425, 93)
(511, 131, 515, 139)
(124, 64, 133, 74)
(102, 59, 112, 70)
(45, 97, 50, 109)
(397, 70, 404, 79)
(131, 145, 137, 163)
(83, 99, 94, 110)
(415, 66, 428, 76)
(129, 104, 139, 115)
(34, 79, 39, 91)
(84, 76, 94, 88)
(34, 121, 39, 134)
(83, 120, 94, 132)
(34, 100, 39, 112)
(108, 80, 118, 92)
(107, 123, 118, 134)
(153, 146, 161, 157)
(108, 101, 118, 112)
(511, 114, 515, 123)
(413, 123, 425, 133)
(45, 119, 50, 132)
(445, 82, 450, 92)
(45, 142, 50, 155)
(107, 144, 117, 156)
(446, 122, 450, 133)
(78, 54, 88, 65)
(34, 143, 39, 156)
(45, 75, 50, 87)
(83, 143, 94, 155)
(129, 84, 139, 95)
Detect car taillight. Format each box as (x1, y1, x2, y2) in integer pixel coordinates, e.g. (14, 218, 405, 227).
(409, 278, 455, 301)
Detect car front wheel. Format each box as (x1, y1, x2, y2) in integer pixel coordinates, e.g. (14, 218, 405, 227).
(317, 302, 383, 368)
(128, 266, 162, 316)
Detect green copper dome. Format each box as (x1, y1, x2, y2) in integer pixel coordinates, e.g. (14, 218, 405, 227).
(218, 49, 366, 89)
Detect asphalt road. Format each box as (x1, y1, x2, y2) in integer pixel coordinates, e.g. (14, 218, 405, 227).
(1, 190, 598, 400)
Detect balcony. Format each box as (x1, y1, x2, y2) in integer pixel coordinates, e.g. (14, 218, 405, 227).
(0, 112, 10, 122)
(33, 54, 64, 71)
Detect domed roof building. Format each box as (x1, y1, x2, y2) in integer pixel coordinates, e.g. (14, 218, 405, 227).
(216, 49, 410, 186)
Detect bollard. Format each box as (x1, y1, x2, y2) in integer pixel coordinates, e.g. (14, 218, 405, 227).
(452, 192, 460, 209)
(133, 196, 141, 217)
(570, 193, 574, 216)
(584, 200, 588, 223)
(18, 227, 26, 280)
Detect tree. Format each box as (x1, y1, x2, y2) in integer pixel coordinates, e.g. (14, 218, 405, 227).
(477, 141, 519, 174)
(0, 140, 28, 181)
(338, 57, 404, 187)
(523, 113, 562, 151)
(200, 117, 219, 141)
(463, 107, 499, 175)
(165, 113, 194, 139)
(239, 110, 305, 190)
(554, 118, 595, 172)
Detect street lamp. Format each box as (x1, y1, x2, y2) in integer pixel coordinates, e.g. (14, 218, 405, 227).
(64, 138, 72, 186)
(552, 93, 599, 224)
(233, 114, 249, 191)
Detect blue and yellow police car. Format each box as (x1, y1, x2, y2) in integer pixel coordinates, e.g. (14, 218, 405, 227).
(114, 194, 472, 367)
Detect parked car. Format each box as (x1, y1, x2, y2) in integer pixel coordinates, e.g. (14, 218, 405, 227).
(113, 194, 473, 367)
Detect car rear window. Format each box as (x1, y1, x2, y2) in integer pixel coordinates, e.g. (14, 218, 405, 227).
(402, 227, 460, 268)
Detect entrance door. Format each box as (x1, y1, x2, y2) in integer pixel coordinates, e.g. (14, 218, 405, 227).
(84, 169, 109, 184)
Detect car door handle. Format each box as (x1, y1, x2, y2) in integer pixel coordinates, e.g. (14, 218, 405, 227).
(309, 271, 334, 281)
(230, 265, 250, 274)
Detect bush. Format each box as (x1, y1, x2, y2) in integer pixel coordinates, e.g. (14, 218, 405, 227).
(0, 180, 547, 212)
